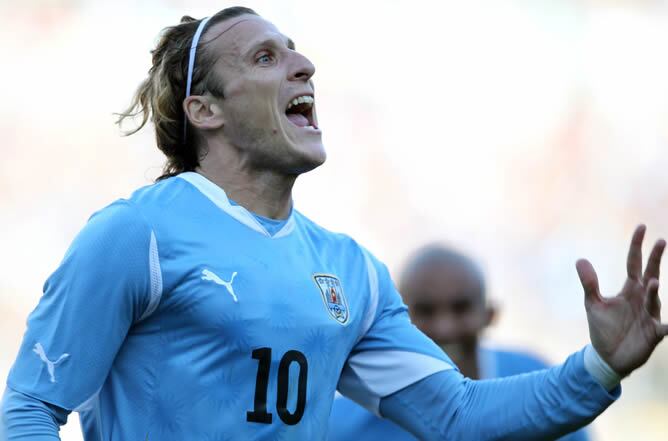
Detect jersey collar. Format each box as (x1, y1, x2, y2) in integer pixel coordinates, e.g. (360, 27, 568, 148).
(177, 172, 296, 239)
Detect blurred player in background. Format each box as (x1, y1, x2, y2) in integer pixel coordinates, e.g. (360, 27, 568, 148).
(329, 245, 590, 441)
(2, 6, 667, 441)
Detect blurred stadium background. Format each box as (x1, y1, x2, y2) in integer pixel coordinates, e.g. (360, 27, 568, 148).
(1, 0, 667, 439)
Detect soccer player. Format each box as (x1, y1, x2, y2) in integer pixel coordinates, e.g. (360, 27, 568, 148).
(329, 245, 590, 441)
(2, 6, 667, 441)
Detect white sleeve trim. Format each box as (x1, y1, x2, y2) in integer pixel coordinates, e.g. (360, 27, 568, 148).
(337, 350, 454, 416)
(359, 252, 380, 342)
(584, 344, 621, 391)
(138, 230, 163, 321)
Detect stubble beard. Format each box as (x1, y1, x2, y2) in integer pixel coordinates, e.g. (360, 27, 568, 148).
(234, 119, 323, 175)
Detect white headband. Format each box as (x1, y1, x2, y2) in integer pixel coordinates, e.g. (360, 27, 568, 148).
(183, 16, 212, 141)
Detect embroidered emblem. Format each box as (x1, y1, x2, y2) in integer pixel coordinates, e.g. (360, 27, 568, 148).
(201, 269, 239, 302)
(313, 274, 349, 324)
(33, 342, 69, 383)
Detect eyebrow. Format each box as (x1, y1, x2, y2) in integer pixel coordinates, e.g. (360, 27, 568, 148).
(246, 36, 296, 56)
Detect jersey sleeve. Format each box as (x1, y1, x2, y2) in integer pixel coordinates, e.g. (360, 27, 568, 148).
(379, 349, 618, 441)
(1, 385, 68, 440)
(337, 250, 455, 415)
(6, 200, 159, 411)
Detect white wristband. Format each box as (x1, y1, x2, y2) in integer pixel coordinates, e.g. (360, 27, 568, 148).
(583, 344, 622, 391)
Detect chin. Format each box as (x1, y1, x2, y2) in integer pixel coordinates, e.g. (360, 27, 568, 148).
(305, 142, 327, 166)
(286, 141, 326, 174)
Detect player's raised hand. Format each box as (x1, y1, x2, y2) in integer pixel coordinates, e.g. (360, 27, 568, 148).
(576, 225, 668, 377)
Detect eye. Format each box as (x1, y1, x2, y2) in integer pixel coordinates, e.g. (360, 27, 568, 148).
(412, 302, 435, 319)
(256, 51, 275, 65)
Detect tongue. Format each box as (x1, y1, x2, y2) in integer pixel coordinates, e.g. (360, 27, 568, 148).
(286, 113, 309, 127)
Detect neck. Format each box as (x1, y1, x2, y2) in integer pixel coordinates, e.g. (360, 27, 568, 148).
(446, 342, 481, 380)
(457, 350, 481, 380)
(197, 144, 296, 220)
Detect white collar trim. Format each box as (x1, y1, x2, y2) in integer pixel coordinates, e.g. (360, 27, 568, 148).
(177, 172, 296, 239)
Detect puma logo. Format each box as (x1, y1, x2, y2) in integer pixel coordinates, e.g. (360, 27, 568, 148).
(33, 342, 69, 383)
(201, 269, 238, 302)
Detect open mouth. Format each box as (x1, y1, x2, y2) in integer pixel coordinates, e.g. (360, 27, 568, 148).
(285, 95, 318, 130)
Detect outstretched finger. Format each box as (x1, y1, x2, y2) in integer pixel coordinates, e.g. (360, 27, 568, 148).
(643, 239, 666, 286)
(576, 259, 603, 306)
(627, 225, 646, 280)
(645, 278, 661, 319)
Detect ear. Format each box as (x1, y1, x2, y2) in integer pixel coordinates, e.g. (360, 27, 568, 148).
(483, 302, 497, 328)
(183, 95, 225, 131)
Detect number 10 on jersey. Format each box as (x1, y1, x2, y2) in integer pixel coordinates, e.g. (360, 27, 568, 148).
(246, 347, 308, 425)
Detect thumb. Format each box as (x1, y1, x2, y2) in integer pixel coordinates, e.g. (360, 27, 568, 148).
(576, 259, 602, 306)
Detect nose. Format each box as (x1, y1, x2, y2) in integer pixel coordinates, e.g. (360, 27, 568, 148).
(431, 316, 460, 343)
(288, 51, 315, 82)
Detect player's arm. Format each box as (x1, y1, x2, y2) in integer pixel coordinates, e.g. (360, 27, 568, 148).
(1, 387, 68, 440)
(379, 346, 616, 440)
(523, 356, 594, 441)
(563, 420, 592, 441)
(1, 200, 156, 439)
(340, 227, 666, 440)
(512, 353, 593, 441)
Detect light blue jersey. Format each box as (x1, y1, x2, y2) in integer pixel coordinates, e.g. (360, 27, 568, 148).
(329, 347, 591, 441)
(6, 172, 453, 440)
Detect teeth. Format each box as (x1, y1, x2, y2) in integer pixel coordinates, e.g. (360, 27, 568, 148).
(287, 95, 314, 110)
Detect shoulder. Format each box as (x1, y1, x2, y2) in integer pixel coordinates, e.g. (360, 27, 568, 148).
(100, 176, 205, 237)
(84, 178, 181, 226)
(127, 175, 193, 212)
(81, 199, 149, 243)
(48, 197, 157, 297)
(293, 210, 368, 256)
(69, 179, 181, 257)
(293, 211, 393, 291)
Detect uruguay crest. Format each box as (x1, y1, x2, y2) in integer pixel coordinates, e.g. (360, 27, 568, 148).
(313, 274, 349, 325)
